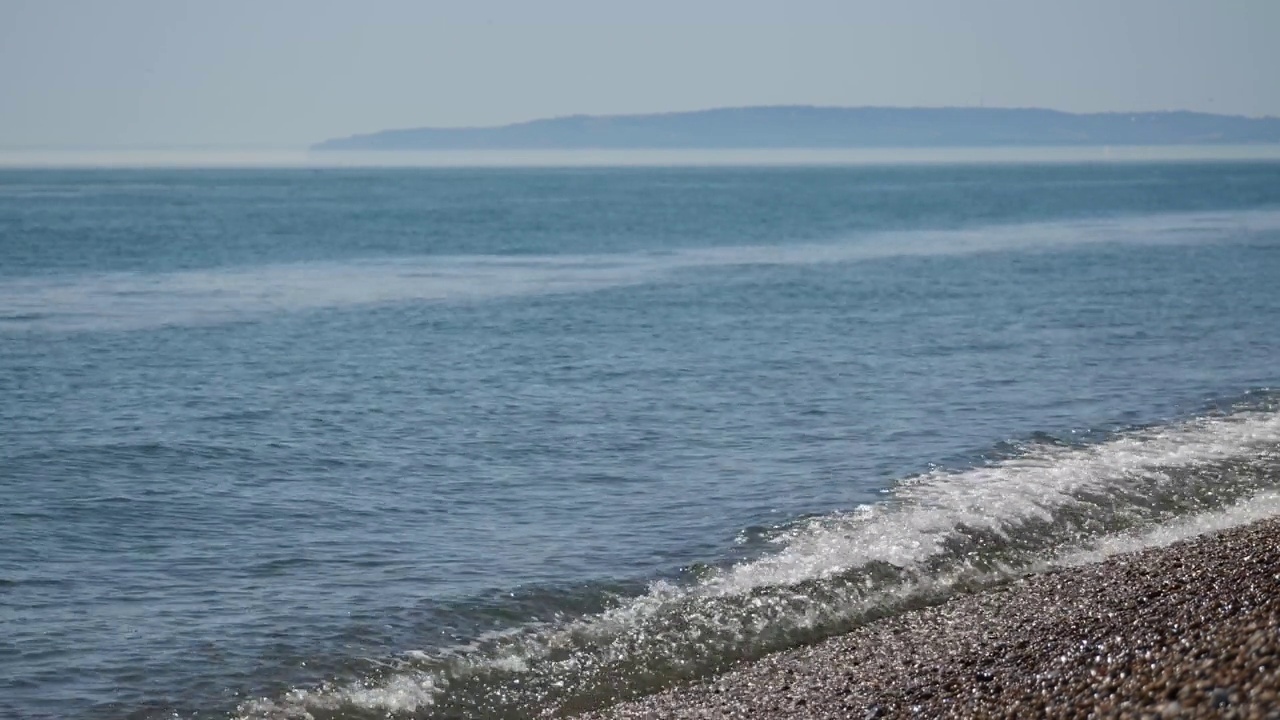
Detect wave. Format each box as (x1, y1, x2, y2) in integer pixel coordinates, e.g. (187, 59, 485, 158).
(235, 396, 1280, 719)
(4, 208, 1279, 333)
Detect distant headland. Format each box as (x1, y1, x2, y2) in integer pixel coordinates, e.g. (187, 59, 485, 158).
(313, 106, 1280, 151)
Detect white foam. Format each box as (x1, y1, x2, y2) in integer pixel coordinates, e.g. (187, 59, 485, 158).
(6, 208, 1280, 332)
(703, 410, 1280, 594)
(238, 672, 442, 718)
(234, 407, 1280, 719)
(1053, 489, 1280, 567)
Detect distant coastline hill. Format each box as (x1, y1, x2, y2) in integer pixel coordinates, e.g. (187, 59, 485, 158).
(313, 106, 1280, 151)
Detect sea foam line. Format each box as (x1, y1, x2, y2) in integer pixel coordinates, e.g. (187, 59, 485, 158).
(5, 208, 1280, 333)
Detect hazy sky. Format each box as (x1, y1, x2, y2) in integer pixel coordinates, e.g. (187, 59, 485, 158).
(2, 0, 1277, 148)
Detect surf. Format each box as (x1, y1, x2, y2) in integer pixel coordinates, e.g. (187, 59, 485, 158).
(236, 395, 1280, 719)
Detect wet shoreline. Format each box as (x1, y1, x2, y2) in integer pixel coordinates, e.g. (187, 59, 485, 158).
(583, 516, 1280, 719)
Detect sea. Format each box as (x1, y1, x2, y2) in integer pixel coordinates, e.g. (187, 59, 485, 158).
(2, 160, 1280, 719)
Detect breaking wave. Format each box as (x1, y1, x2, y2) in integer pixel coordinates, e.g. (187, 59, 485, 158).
(236, 394, 1280, 719)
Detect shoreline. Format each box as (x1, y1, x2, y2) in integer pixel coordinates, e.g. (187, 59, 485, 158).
(581, 516, 1280, 719)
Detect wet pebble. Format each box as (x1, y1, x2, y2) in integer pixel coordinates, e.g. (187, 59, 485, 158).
(580, 517, 1280, 719)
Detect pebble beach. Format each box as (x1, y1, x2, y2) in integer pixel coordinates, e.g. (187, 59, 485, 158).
(585, 517, 1280, 719)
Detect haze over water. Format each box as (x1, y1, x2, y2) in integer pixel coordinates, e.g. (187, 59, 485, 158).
(5, 145, 1280, 169)
(3, 161, 1280, 719)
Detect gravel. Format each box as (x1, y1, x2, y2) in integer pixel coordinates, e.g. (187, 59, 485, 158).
(579, 517, 1280, 719)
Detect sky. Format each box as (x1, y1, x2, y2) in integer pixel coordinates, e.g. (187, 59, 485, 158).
(1, 0, 1278, 149)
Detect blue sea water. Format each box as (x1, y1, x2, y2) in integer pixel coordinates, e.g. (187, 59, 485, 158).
(2, 162, 1280, 719)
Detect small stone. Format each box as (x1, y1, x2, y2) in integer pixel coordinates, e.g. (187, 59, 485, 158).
(1210, 687, 1232, 709)
(579, 518, 1280, 720)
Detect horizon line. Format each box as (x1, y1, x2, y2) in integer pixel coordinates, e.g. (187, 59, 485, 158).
(5, 104, 1280, 152)
(6, 145, 1280, 170)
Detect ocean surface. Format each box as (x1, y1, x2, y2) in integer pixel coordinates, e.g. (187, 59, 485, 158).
(2, 162, 1280, 719)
